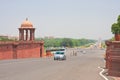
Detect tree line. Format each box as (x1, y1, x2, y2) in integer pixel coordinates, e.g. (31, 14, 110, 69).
(36, 38, 96, 48)
(0, 36, 96, 48)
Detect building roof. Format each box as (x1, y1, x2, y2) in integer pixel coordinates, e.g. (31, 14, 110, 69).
(21, 18, 33, 28)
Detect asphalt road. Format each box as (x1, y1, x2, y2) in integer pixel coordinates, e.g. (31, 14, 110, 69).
(0, 48, 105, 80)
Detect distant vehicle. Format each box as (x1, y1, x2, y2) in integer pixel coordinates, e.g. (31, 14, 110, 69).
(54, 48, 66, 60)
(80, 50, 86, 54)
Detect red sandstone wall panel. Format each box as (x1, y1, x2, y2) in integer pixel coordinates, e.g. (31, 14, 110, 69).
(108, 70, 120, 77)
(17, 48, 40, 58)
(0, 41, 44, 60)
(2, 51, 13, 59)
(106, 41, 120, 77)
(0, 44, 13, 60)
(17, 43, 40, 59)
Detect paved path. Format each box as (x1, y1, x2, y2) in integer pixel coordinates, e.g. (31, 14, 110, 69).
(0, 49, 105, 80)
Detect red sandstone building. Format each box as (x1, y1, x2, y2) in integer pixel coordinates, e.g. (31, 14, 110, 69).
(0, 19, 44, 60)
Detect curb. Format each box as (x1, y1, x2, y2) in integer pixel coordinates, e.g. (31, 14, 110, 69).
(98, 67, 109, 80)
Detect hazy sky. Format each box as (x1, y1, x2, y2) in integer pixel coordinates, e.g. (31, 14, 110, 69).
(0, 0, 120, 40)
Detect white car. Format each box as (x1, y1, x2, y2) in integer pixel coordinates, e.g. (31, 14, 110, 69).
(54, 50, 66, 60)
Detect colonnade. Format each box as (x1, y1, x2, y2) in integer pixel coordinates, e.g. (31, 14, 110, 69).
(19, 28, 35, 41)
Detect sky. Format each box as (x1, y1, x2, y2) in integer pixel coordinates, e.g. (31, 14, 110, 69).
(0, 0, 120, 40)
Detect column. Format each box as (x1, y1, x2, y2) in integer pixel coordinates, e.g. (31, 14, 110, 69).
(31, 30, 33, 41)
(22, 30, 25, 41)
(31, 29, 34, 41)
(30, 29, 34, 41)
(19, 29, 21, 40)
(26, 29, 28, 41)
(33, 29, 35, 40)
(30, 30, 32, 41)
(20, 29, 24, 41)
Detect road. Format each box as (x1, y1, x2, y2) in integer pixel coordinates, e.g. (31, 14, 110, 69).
(0, 48, 105, 80)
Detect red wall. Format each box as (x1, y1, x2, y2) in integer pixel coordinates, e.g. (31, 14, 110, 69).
(0, 41, 44, 60)
(105, 41, 120, 77)
(0, 44, 13, 60)
(17, 43, 41, 58)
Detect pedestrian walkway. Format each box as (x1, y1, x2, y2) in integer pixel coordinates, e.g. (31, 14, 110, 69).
(113, 77, 120, 80)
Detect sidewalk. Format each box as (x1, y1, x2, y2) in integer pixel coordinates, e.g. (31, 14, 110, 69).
(102, 69, 120, 80)
(113, 77, 120, 80)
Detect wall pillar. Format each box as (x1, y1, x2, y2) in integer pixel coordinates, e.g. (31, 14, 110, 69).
(40, 42, 44, 57)
(13, 43, 18, 59)
(105, 41, 120, 77)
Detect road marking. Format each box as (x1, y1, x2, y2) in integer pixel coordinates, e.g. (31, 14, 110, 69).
(98, 67, 109, 80)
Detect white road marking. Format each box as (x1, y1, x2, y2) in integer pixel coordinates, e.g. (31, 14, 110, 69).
(98, 67, 109, 80)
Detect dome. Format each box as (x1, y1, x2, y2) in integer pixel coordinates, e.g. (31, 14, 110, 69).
(21, 18, 33, 28)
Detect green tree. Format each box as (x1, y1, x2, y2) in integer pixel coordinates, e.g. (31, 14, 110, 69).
(61, 38, 73, 47)
(111, 15, 120, 34)
(35, 37, 96, 48)
(111, 23, 120, 34)
(117, 15, 120, 25)
(0, 37, 14, 41)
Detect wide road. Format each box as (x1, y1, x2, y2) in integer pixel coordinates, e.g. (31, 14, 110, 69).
(0, 48, 105, 80)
